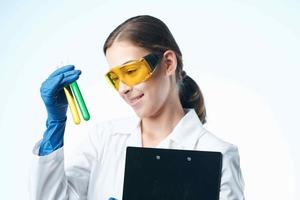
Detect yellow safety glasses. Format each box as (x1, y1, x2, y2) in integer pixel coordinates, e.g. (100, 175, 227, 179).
(105, 51, 164, 90)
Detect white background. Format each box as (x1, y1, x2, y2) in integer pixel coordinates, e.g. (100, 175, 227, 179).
(0, 0, 299, 199)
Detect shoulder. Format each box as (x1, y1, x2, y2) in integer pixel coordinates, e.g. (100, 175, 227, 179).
(196, 128, 238, 154)
(195, 128, 242, 171)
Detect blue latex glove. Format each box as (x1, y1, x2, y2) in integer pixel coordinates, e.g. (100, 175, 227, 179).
(39, 65, 81, 156)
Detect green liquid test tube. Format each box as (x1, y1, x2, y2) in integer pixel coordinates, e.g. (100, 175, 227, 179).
(70, 81, 90, 121)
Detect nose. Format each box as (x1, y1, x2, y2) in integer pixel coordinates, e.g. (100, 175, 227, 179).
(118, 81, 131, 94)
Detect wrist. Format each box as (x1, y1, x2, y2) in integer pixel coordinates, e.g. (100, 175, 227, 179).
(46, 105, 68, 121)
(40, 117, 67, 156)
(47, 115, 67, 123)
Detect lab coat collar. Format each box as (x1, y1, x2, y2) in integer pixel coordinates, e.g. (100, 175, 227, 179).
(113, 109, 206, 149)
(164, 108, 206, 149)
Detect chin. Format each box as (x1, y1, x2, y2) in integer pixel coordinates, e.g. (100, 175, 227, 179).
(132, 105, 159, 119)
(133, 108, 147, 119)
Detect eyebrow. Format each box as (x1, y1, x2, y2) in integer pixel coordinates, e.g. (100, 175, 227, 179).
(109, 60, 133, 70)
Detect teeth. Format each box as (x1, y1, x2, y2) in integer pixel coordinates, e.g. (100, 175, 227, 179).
(130, 94, 143, 103)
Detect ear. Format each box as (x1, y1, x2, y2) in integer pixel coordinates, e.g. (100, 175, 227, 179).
(162, 50, 177, 76)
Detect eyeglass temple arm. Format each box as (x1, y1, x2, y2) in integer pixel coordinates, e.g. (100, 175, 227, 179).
(144, 52, 164, 70)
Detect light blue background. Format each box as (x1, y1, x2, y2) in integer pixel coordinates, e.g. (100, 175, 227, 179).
(0, 0, 299, 199)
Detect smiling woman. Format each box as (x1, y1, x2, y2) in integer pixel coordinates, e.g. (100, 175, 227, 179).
(30, 15, 245, 200)
(103, 16, 206, 124)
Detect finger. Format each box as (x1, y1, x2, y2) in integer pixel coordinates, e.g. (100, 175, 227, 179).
(51, 69, 81, 90)
(58, 69, 81, 84)
(40, 74, 65, 97)
(59, 73, 81, 88)
(41, 69, 81, 96)
(48, 65, 75, 78)
(62, 69, 81, 79)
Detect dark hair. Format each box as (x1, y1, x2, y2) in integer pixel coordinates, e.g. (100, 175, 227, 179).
(103, 15, 206, 124)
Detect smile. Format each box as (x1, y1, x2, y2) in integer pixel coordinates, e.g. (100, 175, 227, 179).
(128, 94, 144, 106)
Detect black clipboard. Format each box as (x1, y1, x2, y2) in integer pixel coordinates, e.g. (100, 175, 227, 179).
(122, 147, 223, 200)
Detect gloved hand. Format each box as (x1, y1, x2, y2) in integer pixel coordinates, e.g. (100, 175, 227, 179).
(39, 65, 81, 156)
(41, 65, 81, 121)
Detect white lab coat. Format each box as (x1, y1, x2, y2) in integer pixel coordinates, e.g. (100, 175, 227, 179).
(29, 109, 245, 200)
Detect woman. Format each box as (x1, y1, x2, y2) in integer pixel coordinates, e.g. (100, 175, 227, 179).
(30, 15, 245, 199)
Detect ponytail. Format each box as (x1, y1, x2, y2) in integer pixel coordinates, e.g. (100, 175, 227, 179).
(179, 71, 206, 124)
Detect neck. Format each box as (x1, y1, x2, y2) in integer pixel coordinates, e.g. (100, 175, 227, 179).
(141, 98, 185, 147)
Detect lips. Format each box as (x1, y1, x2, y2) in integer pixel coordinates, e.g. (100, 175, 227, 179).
(128, 94, 144, 106)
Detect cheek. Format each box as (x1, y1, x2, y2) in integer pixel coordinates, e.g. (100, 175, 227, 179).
(145, 76, 170, 106)
(131, 79, 170, 118)
(131, 69, 171, 116)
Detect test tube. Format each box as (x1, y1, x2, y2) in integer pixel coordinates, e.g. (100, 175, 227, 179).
(63, 85, 81, 125)
(70, 81, 90, 121)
